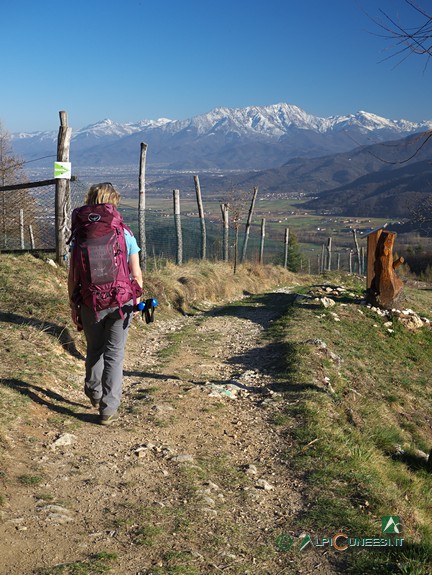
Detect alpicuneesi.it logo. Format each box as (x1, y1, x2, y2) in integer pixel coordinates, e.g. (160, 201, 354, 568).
(382, 516, 402, 534)
(275, 517, 404, 552)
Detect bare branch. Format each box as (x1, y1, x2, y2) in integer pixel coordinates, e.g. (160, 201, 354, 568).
(371, 1, 432, 63)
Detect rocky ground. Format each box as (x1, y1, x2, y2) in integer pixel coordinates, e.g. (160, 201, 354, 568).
(0, 291, 343, 575)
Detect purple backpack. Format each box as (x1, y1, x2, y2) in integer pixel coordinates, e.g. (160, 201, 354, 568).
(69, 204, 142, 316)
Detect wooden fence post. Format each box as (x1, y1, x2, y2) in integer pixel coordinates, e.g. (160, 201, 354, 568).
(283, 227, 289, 269)
(173, 189, 183, 265)
(259, 217, 266, 264)
(29, 225, 35, 249)
(326, 237, 332, 271)
(19, 209, 24, 249)
(138, 142, 148, 271)
(220, 203, 229, 262)
(360, 246, 366, 276)
(241, 186, 258, 263)
(55, 111, 72, 266)
(320, 244, 326, 274)
(194, 175, 206, 260)
(2, 191, 5, 248)
(234, 222, 239, 274)
(352, 228, 361, 274)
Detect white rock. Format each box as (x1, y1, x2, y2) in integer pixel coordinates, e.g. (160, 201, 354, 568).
(170, 454, 194, 463)
(320, 297, 335, 308)
(245, 464, 258, 476)
(37, 504, 70, 514)
(46, 513, 74, 524)
(51, 433, 76, 448)
(256, 479, 275, 491)
(203, 480, 220, 491)
(201, 507, 217, 516)
(304, 339, 327, 349)
(151, 404, 174, 413)
(399, 314, 424, 330)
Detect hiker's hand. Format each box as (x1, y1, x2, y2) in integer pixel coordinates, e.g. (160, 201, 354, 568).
(133, 308, 141, 319)
(71, 307, 83, 331)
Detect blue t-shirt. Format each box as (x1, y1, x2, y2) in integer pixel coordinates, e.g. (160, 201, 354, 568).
(124, 229, 140, 259)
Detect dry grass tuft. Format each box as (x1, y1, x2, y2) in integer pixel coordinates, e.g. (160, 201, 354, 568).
(143, 260, 305, 313)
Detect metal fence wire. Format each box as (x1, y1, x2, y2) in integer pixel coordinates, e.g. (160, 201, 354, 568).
(0, 179, 88, 251)
(1, 183, 55, 251)
(0, 178, 283, 264)
(1, 177, 357, 271)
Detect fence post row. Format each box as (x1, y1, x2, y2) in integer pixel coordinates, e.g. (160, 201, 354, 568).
(194, 175, 207, 260)
(173, 189, 183, 266)
(4, 121, 383, 274)
(138, 142, 148, 271)
(55, 111, 72, 266)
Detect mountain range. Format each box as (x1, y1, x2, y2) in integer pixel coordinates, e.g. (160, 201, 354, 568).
(11, 103, 432, 171)
(10, 103, 432, 219)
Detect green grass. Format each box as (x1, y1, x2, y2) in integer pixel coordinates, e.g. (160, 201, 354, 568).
(33, 553, 118, 575)
(132, 524, 164, 546)
(17, 474, 43, 485)
(265, 275, 432, 573)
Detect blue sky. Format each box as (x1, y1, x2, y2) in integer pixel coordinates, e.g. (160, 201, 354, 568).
(1, 0, 431, 132)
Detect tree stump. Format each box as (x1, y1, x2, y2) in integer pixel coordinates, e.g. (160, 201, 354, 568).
(366, 229, 404, 309)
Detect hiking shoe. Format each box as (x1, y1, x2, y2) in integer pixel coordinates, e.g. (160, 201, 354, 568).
(99, 412, 119, 426)
(89, 397, 101, 408)
(84, 386, 101, 409)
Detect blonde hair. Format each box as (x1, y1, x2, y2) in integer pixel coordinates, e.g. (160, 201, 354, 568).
(85, 182, 121, 207)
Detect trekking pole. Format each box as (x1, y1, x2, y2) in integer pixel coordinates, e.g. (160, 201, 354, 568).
(136, 298, 158, 324)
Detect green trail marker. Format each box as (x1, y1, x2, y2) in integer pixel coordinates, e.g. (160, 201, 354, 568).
(54, 162, 71, 179)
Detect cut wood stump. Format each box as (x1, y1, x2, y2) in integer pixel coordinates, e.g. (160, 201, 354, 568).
(366, 228, 404, 309)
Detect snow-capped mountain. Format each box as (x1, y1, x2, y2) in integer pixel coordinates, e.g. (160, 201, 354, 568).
(10, 103, 432, 170)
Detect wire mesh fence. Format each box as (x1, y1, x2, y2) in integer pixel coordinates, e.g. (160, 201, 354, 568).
(0, 176, 362, 273)
(0, 178, 285, 263)
(0, 183, 56, 250)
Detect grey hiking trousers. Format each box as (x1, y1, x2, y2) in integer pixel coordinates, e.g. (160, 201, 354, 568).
(81, 302, 133, 416)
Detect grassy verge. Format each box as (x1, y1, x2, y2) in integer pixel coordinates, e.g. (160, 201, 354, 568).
(266, 273, 432, 574)
(33, 552, 118, 575)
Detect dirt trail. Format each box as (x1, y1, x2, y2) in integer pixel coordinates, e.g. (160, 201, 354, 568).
(0, 292, 339, 575)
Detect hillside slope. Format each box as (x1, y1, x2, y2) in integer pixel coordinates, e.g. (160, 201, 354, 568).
(0, 254, 432, 574)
